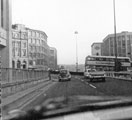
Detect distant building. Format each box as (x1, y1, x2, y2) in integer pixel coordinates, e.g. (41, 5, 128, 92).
(0, 0, 12, 68)
(27, 27, 50, 70)
(49, 47, 57, 70)
(12, 24, 51, 70)
(102, 31, 132, 60)
(91, 42, 103, 56)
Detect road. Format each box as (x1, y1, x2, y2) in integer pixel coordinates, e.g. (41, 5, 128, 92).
(22, 76, 132, 111)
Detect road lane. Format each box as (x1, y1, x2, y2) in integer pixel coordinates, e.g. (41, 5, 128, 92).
(22, 76, 105, 111)
(81, 77, 132, 97)
(22, 76, 132, 112)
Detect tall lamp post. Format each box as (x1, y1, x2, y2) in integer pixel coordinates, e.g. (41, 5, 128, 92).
(75, 31, 78, 72)
(113, 0, 118, 71)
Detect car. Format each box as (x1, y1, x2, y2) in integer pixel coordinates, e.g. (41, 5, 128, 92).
(84, 69, 106, 82)
(58, 69, 71, 82)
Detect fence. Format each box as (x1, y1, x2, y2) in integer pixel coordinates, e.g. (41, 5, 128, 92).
(1, 68, 48, 83)
(1, 68, 49, 97)
(106, 71, 132, 80)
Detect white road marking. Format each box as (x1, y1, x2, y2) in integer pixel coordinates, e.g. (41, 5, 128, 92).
(89, 84, 96, 88)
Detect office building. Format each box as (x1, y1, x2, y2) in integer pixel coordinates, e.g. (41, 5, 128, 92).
(102, 31, 132, 60)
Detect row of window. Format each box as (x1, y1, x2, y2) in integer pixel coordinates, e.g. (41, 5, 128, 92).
(12, 32, 28, 39)
(12, 48, 27, 57)
(29, 59, 47, 66)
(28, 38, 46, 45)
(12, 32, 47, 42)
(12, 41, 27, 48)
(29, 45, 48, 53)
(12, 60, 27, 69)
(86, 65, 127, 71)
(86, 57, 130, 62)
(29, 53, 47, 58)
(28, 31, 46, 39)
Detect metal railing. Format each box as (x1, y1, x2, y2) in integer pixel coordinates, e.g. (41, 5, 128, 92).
(1, 68, 49, 97)
(105, 71, 132, 80)
(1, 68, 48, 83)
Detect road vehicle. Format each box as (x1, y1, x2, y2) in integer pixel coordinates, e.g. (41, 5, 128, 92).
(58, 69, 71, 82)
(84, 68, 106, 82)
(4, 95, 132, 120)
(85, 55, 131, 71)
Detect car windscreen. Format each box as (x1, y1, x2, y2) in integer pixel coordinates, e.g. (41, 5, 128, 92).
(60, 70, 68, 74)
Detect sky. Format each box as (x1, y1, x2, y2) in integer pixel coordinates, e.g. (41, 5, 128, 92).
(12, 0, 132, 65)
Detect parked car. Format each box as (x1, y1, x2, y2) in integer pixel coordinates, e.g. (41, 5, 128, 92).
(58, 69, 71, 82)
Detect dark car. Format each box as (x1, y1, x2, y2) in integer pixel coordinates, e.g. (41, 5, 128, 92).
(58, 69, 71, 82)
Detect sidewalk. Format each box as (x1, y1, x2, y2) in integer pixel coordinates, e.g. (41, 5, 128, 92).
(2, 79, 51, 106)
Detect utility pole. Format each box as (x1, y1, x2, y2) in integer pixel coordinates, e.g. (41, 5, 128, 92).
(75, 31, 78, 72)
(113, 0, 118, 71)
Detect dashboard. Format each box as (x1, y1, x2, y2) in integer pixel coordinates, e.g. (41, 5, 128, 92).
(44, 106, 132, 120)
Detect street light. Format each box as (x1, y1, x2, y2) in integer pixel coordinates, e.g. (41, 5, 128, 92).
(75, 31, 78, 72)
(113, 0, 118, 71)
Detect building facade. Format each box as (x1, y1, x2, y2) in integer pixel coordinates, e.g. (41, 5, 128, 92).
(0, 0, 12, 68)
(12, 24, 51, 70)
(91, 42, 102, 56)
(12, 24, 28, 69)
(27, 28, 50, 70)
(102, 31, 132, 60)
(49, 47, 57, 70)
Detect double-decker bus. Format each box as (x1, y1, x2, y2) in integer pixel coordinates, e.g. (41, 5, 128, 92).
(85, 55, 131, 71)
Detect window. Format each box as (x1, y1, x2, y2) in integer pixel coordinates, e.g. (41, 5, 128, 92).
(29, 60, 33, 65)
(28, 39, 31, 43)
(118, 39, 121, 46)
(17, 60, 21, 68)
(17, 49, 21, 57)
(23, 42, 27, 48)
(122, 39, 125, 47)
(110, 38, 114, 47)
(12, 48, 15, 57)
(22, 49, 26, 57)
(12, 61, 15, 68)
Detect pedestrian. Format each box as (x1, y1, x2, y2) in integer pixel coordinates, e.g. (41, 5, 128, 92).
(48, 68, 51, 80)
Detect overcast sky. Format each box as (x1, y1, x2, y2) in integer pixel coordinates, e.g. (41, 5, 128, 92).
(12, 0, 132, 65)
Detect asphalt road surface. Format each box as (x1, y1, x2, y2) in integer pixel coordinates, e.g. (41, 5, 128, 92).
(22, 76, 132, 111)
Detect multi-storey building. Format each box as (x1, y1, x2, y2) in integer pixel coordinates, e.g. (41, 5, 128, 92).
(102, 31, 132, 60)
(12, 24, 28, 69)
(12, 24, 51, 70)
(91, 42, 103, 56)
(49, 47, 57, 70)
(27, 28, 50, 70)
(0, 0, 12, 68)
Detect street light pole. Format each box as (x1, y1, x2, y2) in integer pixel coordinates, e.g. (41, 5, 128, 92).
(113, 0, 118, 71)
(75, 31, 78, 72)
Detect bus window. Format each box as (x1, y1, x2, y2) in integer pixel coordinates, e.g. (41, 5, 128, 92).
(125, 59, 129, 62)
